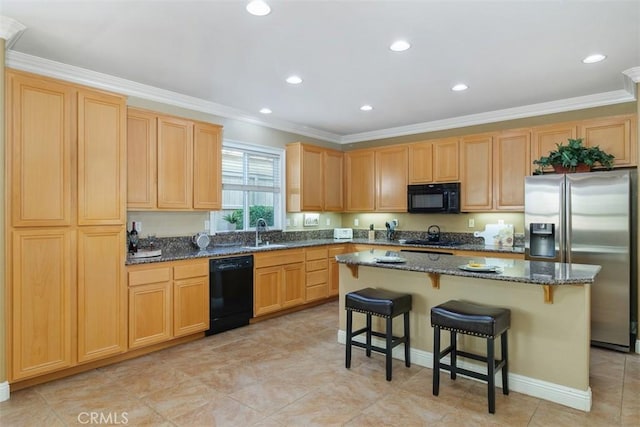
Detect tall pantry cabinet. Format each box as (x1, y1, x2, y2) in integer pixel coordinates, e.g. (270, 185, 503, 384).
(5, 70, 127, 381)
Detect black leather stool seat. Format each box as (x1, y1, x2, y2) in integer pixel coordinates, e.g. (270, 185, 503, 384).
(431, 300, 510, 414)
(345, 287, 412, 318)
(431, 300, 510, 338)
(345, 287, 412, 381)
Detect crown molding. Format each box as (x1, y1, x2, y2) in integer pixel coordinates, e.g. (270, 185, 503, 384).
(5, 51, 343, 143)
(340, 89, 636, 144)
(6, 51, 637, 145)
(0, 16, 26, 48)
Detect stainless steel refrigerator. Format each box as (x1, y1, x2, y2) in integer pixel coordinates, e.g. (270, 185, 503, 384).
(524, 169, 637, 352)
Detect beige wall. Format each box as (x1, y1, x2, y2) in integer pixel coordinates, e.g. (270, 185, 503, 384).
(1, 38, 7, 384)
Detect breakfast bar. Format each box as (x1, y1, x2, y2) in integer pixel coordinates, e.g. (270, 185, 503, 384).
(336, 249, 601, 411)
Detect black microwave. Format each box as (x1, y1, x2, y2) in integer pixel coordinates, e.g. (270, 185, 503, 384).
(407, 183, 460, 213)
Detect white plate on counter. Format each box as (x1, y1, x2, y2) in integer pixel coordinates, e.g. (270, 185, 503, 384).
(458, 264, 502, 273)
(374, 256, 407, 263)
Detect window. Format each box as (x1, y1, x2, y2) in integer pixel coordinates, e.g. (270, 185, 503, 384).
(210, 140, 284, 232)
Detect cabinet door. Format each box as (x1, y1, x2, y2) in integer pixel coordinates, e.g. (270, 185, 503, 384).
(328, 245, 348, 296)
(157, 116, 193, 209)
(7, 71, 73, 227)
(579, 116, 636, 167)
(494, 130, 530, 211)
(433, 138, 459, 182)
(254, 266, 282, 316)
(282, 262, 305, 308)
(408, 141, 433, 184)
(174, 276, 209, 337)
(324, 149, 344, 211)
(344, 150, 375, 212)
(193, 122, 222, 210)
(127, 109, 157, 209)
(460, 135, 493, 211)
(531, 123, 577, 173)
(301, 145, 325, 211)
(129, 282, 172, 349)
(77, 89, 126, 225)
(77, 226, 127, 362)
(11, 229, 74, 380)
(375, 145, 408, 212)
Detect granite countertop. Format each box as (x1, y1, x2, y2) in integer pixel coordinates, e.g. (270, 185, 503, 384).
(335, 249, 601, 286)
(125, 237, 525, 266)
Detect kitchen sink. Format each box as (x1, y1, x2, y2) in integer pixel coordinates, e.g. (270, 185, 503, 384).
(242, 244, 287, 250)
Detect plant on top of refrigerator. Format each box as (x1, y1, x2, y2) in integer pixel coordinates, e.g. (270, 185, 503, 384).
(533, 138, 615, 174)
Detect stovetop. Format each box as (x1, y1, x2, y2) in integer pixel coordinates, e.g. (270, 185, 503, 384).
(403, 239, 464, 247)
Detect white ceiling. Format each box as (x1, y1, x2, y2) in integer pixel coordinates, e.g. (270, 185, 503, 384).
(2, 1, 639, 143)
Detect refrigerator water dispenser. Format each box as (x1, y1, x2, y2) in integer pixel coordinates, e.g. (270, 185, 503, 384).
(529, 223, 555, 258)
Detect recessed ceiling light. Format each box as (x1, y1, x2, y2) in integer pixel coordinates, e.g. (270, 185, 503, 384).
(390, 40, 411, 52)
(360, 105, 373, 111)
(451, 83, 469, 92)
(582, 53, 606, 64)
(286, 75, 303, 85)
(246, 0, 271, 16)
(259, 108, 272, 114)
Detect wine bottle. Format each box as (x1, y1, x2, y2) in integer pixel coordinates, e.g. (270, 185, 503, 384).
(128, 221, 139, 253)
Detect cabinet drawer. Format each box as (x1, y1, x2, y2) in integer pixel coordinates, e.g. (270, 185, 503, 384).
(306, 269, 328, 287)
(306, 283, 328, 302)
(254, 249, 305, 268)
(306, 259, 328, 272)
(128, 267, 171, 286)
(328, 245, 348, 257)
(174, 260, 208, 280)
(306, 247, 328, 261)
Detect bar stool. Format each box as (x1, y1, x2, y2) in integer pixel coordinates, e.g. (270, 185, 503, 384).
(431, 300, 510, 414)
(345, 287, 412, 381)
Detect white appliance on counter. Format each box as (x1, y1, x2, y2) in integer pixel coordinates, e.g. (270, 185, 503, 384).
(334, 228, 353, 240)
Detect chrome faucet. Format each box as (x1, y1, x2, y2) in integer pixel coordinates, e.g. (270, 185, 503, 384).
(256, 218, 268, 246)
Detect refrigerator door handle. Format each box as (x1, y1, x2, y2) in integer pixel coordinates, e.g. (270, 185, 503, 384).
(564, 178, 571, 264)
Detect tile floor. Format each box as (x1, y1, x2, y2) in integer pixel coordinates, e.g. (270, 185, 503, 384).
(1, 300, 638, 426)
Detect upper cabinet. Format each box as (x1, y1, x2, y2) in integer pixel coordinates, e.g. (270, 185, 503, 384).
(344, 146, 408, 212)
(286, 142, 344, 212)
(460, 129, 530, 212)
(127, 108, 222, 211)
(578, 115, 637, 168)
(409, 137, 459, 184)
(7, 71, 74, 227)
(531, 123, 577, 173)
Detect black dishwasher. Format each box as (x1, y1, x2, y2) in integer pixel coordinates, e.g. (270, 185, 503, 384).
(205, 255, 254, 336)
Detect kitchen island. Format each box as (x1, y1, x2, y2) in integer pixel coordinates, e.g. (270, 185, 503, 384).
(336, 249, 601, 411)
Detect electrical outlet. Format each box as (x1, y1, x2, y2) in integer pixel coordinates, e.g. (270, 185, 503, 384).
(204, 220, 210, 230)
(286, 218, 291, 226)
(136, 221, 142, 233)
(354, 218, 359, 226)
(326, 218, 331, 226)
(468, 218, 475, 228)
(392, 219, 399, 227)
(293, 218, 298, 227)
(498, 219, 504, 225)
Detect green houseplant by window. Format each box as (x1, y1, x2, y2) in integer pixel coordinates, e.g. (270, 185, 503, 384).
(533, 138, 615, 174)
(222, 209, 243, 230)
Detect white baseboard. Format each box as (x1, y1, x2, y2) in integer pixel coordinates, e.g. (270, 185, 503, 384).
(0, 381, 10, 402)
(636, 339, 640, 354)
(337, 329, 592, 412)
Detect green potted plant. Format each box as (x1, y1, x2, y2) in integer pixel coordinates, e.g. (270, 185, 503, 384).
(533, 138, 615, 174)
(222, 209, 242, 230)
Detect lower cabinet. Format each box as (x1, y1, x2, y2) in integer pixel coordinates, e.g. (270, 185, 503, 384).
(127, 259, 209, 349)
(254, 249, 305, 317)
(305, 247, 329, 302)
(328, 245, 349, 296)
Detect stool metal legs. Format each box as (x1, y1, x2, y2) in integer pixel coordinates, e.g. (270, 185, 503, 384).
(487, 337, 495, 413)
(433, 326, 441, 396)
(345, 309, 353, 369)
(404, 312, 411, 368)
(501, 332, 509, 394)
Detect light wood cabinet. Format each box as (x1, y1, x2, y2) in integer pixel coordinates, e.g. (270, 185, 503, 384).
(7, 71, 73, 227)
(6, 69, 127, 381)
(409, 137, 459, 184)
(345, 149, 376, 212)
(127, 110, 157, 209)
(10, 229, 74, 380)
(531, 123, 577, 173)
(173, 260, 210, 337)
(286, 143, 344, 212)
(460, 134, 494, 211)
(127, 108, 222, 211)
(77, 227, 127, 362)
(578, 115, 637, 167)
(493, 130, 530, 211)
(77, 89, 127, 225)
(328, 245, 349, 296)
(193, 122, 223, 210)
(254, 249, 305, 316)
(375, 145, 408, 212)
(345, 146, 407, 212)
(305, 247, 329, 302)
